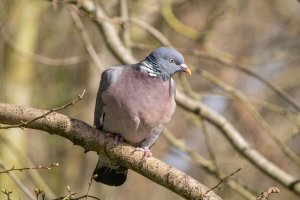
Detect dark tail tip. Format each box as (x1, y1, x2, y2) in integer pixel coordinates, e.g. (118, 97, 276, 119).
(93, 166, 128, 186)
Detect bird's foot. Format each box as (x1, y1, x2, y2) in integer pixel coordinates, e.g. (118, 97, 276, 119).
(135, 147, 152, 158)
(105, 133, 123, 145)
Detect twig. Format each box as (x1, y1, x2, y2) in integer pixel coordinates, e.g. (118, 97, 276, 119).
(175, 90, 300, 195)
(120, 0, 131, 48)
(191, 49, 300, 112)
(0, 89, 86, 129)
(51, 184, 101, 200)
(201, 119, 220, 172)
(198, 69, 300, 166)
(161, 0, 199, 39)
(34, 188, 46, 200)
(205, 168, 242, 194)
(256, 187, 280, 200)
(75, 0, 137, 64)
(0, 189, 12, 200)
(129, 17, 172, 47)
(162, 129, 256, 199)
(0, 135, 56, 198)
(0, 160, 36, 200)
(163, 129, 216, 172)
(69, 6, 103, 72)
(85, 174, 96, 200)
(54, 194, 100, 200)
(0, 162, 59, 174)
(65, 186, 76, 200)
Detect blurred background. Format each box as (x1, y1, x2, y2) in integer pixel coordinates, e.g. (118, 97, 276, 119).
(0, 0, 300, 199)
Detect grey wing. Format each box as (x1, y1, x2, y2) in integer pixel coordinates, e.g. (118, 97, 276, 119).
(94, 67, 122, 129)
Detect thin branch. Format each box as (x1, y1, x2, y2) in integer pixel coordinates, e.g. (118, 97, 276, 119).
(62, 186, 76, 200)
(0, 135, 56, 198)
(175, 90, 300, 195)
(198, 69, 300, 166)
(120, 0, 131, 48)
(0, 162, 59, 174)
(54, 194, 100, 200)
(74, 0, 137, 64)
(163, 129, 216, 172)
(85, 174, 96, 200)
(34, 187, 46, 200)
(191, 49, 300, 112)
(0, 19, 90, 67)
(0, 102, 222, 200)
(0, 160, 36, 200)
(163, 129, 256, 200)
(0, 89, 86, 129)
(201, 119, 220, 172)
(69, 6, 103, 72)
(256, 187, 280, 200)
(161, 0, 199, 40)
(205, 168, 242, 195)
(129, 17, 172, 47)
(0, 189, 12, 200)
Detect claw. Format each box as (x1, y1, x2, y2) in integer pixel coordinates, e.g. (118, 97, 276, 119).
(135, 147, 152, 158)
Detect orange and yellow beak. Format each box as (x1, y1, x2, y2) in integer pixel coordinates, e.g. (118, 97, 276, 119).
(180, 64, 192, 75)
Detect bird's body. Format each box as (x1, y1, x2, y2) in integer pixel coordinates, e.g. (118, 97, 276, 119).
(98, 65, 176, 144)
(93, 47, 191, 186)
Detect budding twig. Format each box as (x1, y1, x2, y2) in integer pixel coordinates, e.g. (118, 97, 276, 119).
(205, 167, 242, 194)
(0, 89, 86, 129)
(256, 187, 280, 200)
(0, 162, 59, 174)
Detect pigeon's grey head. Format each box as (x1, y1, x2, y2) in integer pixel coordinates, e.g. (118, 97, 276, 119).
(143, 47, 191, 79)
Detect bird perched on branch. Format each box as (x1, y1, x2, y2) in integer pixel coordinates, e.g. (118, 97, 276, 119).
(93, 47, 191, 186)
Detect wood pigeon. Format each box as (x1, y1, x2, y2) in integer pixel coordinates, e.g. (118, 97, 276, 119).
(93, 47, 191, 186)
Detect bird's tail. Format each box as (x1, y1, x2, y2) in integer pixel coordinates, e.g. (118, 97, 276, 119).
(93, 155, 128, 186)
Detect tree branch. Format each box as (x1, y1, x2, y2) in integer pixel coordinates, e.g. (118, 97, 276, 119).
(0, 19, 90, 67)
(0, 102, 221, 200)
(175, 91, 300, 195)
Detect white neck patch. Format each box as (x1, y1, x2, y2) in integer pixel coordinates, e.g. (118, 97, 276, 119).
(140, 61, 157, 77)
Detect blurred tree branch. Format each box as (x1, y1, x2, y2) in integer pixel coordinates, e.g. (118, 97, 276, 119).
(0, 102, 221, 200)
(161, 0, 199, 40)
(191, 50, 300, 112)
(0, 160, 36, 200)
(0, 19, 90, 67)
(197, 69, 300, 166)
(175, 91, 300, 195)
(69, 6, 103, 72)
(163, 129, 257, 200)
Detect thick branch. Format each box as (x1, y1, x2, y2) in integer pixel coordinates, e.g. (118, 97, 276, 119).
(0, 102, 221, 200)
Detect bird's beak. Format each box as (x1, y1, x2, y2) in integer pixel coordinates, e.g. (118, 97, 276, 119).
(180, 64, 192, 75)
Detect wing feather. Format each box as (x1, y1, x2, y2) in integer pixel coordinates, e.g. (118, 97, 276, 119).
(94, 67, 122, 129)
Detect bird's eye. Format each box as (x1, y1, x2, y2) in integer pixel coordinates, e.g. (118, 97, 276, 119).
(169, 59, 175, 63)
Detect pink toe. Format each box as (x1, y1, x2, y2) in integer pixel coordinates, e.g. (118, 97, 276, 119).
(135, 147, 152, 158)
